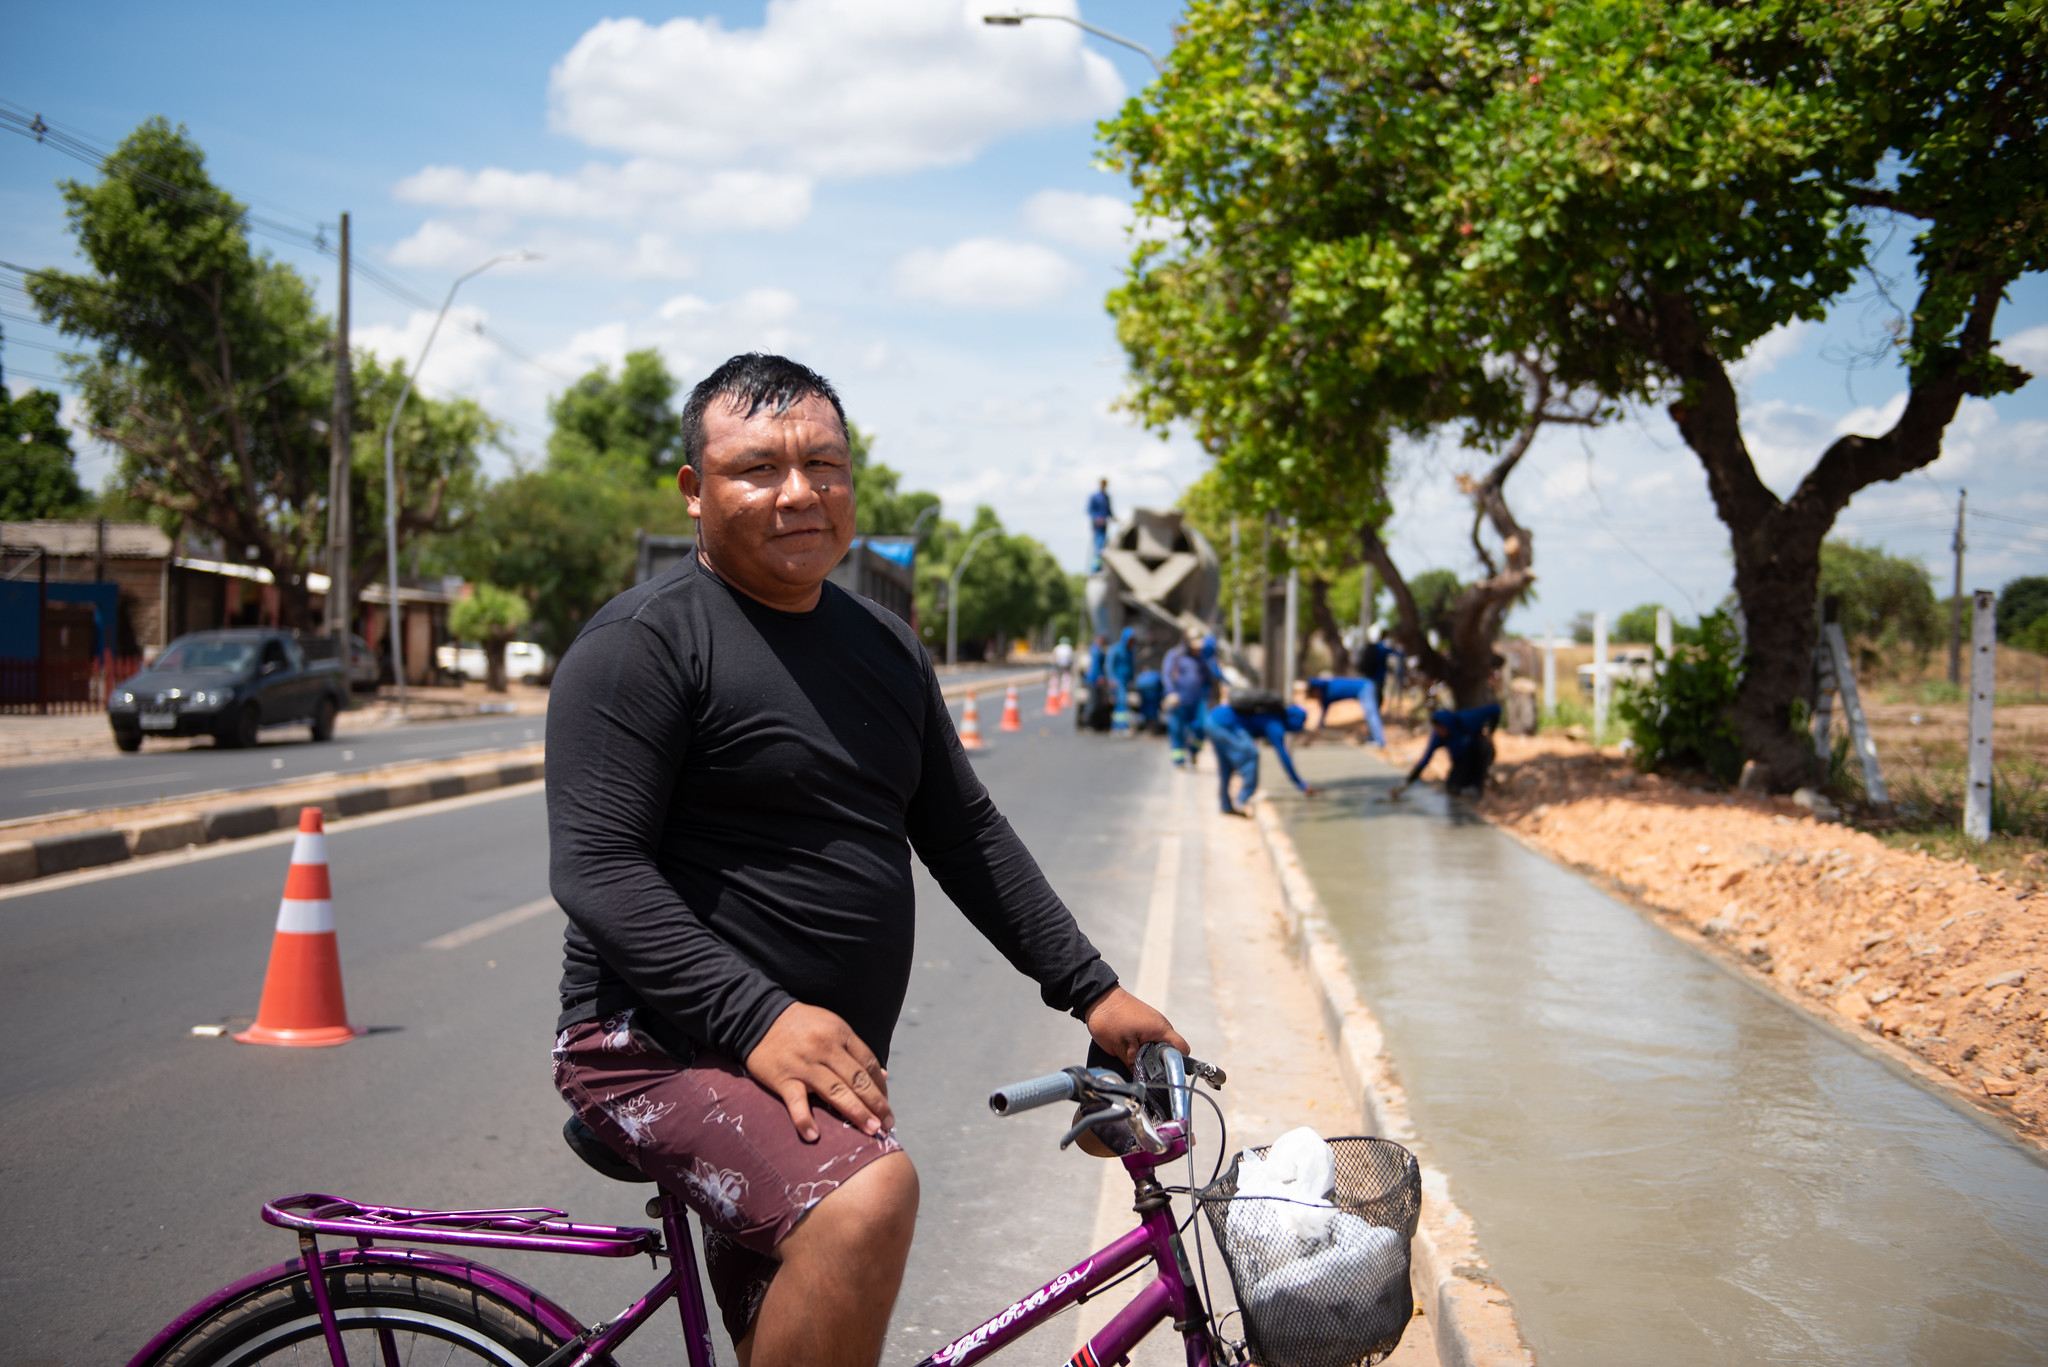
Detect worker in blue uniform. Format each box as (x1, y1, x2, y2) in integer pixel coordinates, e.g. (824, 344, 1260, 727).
(1205, 698, 1314, 816)
(1303, 674, 1386, 747)
(1391, 703, 1502, 799)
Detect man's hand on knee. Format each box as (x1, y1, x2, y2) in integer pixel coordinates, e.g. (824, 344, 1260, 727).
(747, 1003, 894, 1142)
(1082, 985, 1190, 1070)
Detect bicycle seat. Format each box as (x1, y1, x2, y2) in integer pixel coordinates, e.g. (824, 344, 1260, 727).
(562, 1115, 655, 1184)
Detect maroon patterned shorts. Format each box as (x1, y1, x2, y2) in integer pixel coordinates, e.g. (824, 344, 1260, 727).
(551, 1014, 904, 1342)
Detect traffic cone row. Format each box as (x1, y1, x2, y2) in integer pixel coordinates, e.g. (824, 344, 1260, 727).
(960, 691, 985, 750)
(236, 808, 363, 1048)
(999, 684, 1023, 732)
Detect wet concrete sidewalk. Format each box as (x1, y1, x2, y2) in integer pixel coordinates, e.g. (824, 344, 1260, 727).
(1271, 743, 2048, 1366)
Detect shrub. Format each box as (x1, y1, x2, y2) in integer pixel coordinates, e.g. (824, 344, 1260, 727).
(1615, 611, 1745, 784)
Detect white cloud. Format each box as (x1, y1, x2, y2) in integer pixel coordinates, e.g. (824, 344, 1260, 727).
(1728, 318, 1812, 382)
(547, 0, 1123, 178)
(1998, 323, 2048, 374)
(388, 219, 696, 281)
(894, 238, 1078, 308)
(1022, 189, 1133, 253)
(395, 162, 812, 231)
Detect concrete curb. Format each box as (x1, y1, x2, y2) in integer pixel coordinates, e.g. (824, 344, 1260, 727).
(0, 752, 545, 888)
(1253, 802, 1535, 1367)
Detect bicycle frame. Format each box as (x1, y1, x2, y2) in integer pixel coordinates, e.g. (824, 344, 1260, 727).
(131, 1126, 1217, 1367)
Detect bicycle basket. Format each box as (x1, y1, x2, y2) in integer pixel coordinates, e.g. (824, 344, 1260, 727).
(1195, 1136, 1421, 1367)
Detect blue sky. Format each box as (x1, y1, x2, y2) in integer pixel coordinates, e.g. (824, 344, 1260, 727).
(3, 1, 2043, 634)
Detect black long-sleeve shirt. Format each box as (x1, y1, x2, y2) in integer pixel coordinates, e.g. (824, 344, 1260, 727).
(548, 551, 1118, 1067)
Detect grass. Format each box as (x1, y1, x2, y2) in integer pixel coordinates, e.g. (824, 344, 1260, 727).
(1879, 679, 2048, 706)
(1873, 829, 2047, 891)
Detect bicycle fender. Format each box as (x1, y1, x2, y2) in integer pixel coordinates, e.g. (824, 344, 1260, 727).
(125, 1245, 595, 1367)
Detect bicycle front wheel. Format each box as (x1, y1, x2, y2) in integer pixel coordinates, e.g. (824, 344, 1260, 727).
(146, 1263, 566, 1366)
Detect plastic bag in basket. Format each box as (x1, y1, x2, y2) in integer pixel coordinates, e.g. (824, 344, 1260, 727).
(1220, 1129, 1410, 1367)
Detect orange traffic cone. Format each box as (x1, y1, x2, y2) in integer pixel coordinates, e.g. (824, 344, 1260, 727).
(1000, 683, 1023, 731)
(235, 808, 363, 1047)
(959, 691, 985, 750)
(1045, 674, 1062, 715)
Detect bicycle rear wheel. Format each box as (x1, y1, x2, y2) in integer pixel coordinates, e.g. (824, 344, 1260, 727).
(146, 1264, 565, 1366)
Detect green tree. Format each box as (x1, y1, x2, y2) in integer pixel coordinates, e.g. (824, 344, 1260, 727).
(1998, 576, 2048, 642)
(849, 423, 940, 537)
(1103, 0, 2045, 785)
(449, 582, 530, 692)
(0, 379, 87, 519)
(547, 349, 683, 487)
(344, 352, 500, 619)
(1817, 540, 1941, 670)
(915, 507, 1073, 659)
(28, 118, 336, 627)
(1613, 603, 1703, 646)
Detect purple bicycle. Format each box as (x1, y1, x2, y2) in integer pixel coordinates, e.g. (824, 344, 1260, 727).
(128, 1044, 1418, 1367)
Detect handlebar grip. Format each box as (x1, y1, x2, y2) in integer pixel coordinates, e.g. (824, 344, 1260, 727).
(988, 1070, 1080, 1117)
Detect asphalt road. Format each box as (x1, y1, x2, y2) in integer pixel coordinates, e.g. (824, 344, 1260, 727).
(0, 714, 547, 824)
(0, 683, 1223, 1366)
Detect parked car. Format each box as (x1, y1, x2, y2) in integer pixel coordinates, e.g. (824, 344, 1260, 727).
(344, 633, 380, 693)
(109, 628, 349, 751)
(435, 640, 551, 685)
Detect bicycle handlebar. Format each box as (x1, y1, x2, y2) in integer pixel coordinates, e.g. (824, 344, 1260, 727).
(988, 1067, 1089, 1116)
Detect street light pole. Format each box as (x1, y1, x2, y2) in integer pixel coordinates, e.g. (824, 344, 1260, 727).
(981, 12, 1164, 73)
(947, 527, 999, 668)
(380, 251, 533, 706)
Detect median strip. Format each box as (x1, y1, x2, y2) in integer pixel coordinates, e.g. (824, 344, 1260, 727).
(0, 747, 545, 889)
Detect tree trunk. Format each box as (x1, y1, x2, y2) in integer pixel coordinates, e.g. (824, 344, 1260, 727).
(1305, 576, 1350, 676)
(1361, 364, 1560, 707)
(485, 637, 509, 693)
(1634, 277, 2010, 789)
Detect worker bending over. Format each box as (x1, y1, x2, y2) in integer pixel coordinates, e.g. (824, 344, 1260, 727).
(1205, 696, 1314, 816)
(1390, 703, 1501, 800)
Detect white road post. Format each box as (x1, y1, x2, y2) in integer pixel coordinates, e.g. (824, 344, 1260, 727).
(1965, 588, 1996, 841)
(1542, 622, 1557, 716)
(1655, 607, 1673, 669)
(1592, 612, 1610, 741)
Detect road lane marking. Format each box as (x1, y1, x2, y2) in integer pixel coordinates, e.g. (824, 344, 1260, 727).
(1079, 833, 1181, 1352)
(25, 771, 198, 798)
(0, 779, 547, 902)
(425, 897, 560, 950)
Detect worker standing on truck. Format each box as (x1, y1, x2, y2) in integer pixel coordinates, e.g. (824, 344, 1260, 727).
(1087, 479, 1114, 572)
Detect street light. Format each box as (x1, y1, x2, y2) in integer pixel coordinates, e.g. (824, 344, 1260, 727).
(946, 527, 999, 668)
(380, 251, 536, 705)
(982, 12, 1164, 73)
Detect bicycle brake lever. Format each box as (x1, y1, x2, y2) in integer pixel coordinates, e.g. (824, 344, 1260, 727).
(1186, 1057, 1227, 1089)
(1059, 1100, 1135, 1151)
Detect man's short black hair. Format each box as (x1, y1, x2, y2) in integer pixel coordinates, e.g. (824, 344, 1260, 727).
(680, 353, 847, 474)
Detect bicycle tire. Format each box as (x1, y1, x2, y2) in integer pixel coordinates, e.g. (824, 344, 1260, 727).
(146, 1264, 566, 1367)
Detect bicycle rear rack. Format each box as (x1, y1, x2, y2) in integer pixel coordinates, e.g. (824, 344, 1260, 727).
(263, 1193, 660, 1258)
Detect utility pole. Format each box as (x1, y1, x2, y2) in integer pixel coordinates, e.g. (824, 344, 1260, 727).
(1229, 516, 1242, 656)
(1948, 488, 1967, 685)
(327, 212, 352, 651)
(1965, 587, 1996, 840)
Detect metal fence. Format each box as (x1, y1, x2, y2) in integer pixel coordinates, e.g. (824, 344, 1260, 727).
(0, 655, 145, 715)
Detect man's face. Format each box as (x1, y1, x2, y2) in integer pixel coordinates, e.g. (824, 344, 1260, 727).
(680, 392, 854, 606)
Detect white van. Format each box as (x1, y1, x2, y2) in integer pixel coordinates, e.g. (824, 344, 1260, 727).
(436, 641, 551, 684)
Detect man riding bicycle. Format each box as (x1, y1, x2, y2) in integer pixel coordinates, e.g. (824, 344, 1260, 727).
(546, 354, 1186, 1367)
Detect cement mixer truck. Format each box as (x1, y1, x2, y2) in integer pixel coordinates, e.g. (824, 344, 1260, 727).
(1078, 508, 1247, 729)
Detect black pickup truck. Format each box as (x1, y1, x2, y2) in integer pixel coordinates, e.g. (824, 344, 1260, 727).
(109, 629, 350, 751)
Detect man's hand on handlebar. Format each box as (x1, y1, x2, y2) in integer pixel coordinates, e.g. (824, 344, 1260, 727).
(746, 1003, 894, 1143)
(1082, 985, 1189, 1070)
